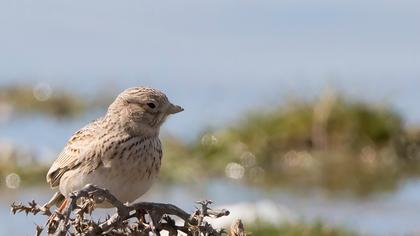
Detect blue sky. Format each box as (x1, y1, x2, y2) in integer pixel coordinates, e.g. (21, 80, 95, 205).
(0, 0, 419, 134)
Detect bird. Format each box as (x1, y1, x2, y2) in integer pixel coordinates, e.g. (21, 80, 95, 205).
(44, 87, 183, 209)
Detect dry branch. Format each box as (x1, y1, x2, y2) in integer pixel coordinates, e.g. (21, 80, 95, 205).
(11, 184, 233, 236)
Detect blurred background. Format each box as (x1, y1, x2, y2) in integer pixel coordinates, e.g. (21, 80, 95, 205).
(1, 0, 420, 235)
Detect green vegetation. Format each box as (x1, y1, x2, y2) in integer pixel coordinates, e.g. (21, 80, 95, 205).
(0, 85, 112, 118)
(161, 94, 420, 195)
(248, 221, 357, 236)
(2, 89, 420, 196)
(0, 149, 48, 188)
(1, 165, 48, 187)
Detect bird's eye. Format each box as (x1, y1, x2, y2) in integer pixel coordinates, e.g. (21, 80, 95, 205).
(146, 103, 156, 109)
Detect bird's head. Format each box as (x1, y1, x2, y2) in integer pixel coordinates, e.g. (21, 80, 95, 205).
(108, 87, 183, 136)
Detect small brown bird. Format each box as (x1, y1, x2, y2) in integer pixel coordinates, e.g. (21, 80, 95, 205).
(45, 87, 183, 208)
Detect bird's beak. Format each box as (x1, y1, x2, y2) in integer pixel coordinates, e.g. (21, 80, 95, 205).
(167, 103, 184, 114)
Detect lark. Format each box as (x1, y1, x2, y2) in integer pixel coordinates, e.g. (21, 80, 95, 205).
(45, 87, 183, 208)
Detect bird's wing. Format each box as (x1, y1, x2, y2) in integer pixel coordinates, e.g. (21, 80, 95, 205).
(46, 120, 103, 188)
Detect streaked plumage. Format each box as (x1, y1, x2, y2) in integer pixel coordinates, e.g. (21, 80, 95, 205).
(46, 87, 183, 204)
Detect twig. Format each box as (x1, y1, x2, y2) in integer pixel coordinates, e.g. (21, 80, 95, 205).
(11, 185, 232, 236)
(230, 219, 246, 236)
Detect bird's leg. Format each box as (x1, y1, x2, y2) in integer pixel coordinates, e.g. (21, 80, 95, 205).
(46, 198, 69, 226)
(45, 198, 70, 234)
(41, 191, 63, 215)
(57, 198, 69, 214)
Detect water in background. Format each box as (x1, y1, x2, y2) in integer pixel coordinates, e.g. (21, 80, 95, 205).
(3, 179, 420, 235)
(1, 1, 420, 235)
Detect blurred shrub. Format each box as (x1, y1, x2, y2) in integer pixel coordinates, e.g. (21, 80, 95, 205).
(0, 85, 112, 118)
(0, 142, 49, 188)
(3, 87, 420, 195)
(248, 221, 357, 236)
(161, 94, 420, 195)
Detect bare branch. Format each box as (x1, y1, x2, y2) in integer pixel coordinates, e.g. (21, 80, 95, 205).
(230, 219, 246, 236)
(11, 185, 234, 236)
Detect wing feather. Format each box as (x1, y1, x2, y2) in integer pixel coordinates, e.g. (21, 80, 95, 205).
(46, 120, 101, 187)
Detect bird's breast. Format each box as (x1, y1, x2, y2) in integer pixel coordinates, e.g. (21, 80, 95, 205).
(84, 136, 162, 203)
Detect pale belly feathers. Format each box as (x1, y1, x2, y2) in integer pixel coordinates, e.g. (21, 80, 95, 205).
(59, 137, 162, 204)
